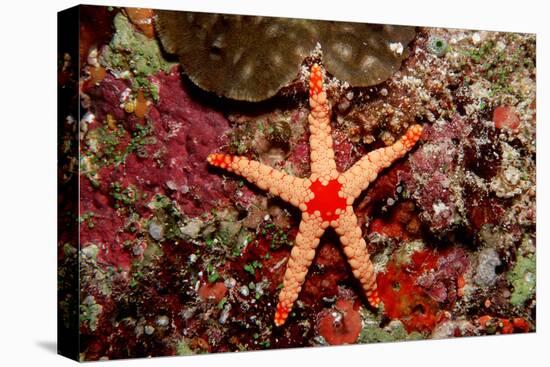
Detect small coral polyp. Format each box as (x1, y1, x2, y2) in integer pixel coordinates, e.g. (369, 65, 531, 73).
(208, 63, 423, 326)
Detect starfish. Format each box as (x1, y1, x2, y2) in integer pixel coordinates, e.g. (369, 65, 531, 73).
(207, 64, 423, 326)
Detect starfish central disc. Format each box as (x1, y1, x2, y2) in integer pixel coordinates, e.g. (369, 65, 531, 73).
(305, 179, 347, 222)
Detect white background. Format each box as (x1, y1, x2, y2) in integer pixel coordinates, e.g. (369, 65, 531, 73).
(0, 0, 546, 366)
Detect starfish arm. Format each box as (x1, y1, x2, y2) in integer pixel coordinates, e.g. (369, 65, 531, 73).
(207, 153, 310, 206)
(333, 207, 380, 308)
(340, 124, 423, 200)
(307, 64, 338, 182)
(274, 213, 324, 326)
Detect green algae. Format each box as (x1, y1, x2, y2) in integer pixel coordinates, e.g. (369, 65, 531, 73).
(81, 244, 100, 260)
(228, 121, 259, 156)
(180, 217, 204, 239)
(78, 211, 96, 229)
(217, 216, 243, 248)
(358, 308, 423, 343)
(518, 234, 536, 257)
(147, 194, 184, 241)
(63, 242, 77, 257)
(146, 195, 250, 259)
(80, 295, 103, 332)
(175, 339, 195, 356)
(129, 241, 163, 289)
(143, 241, 163, 265)
(110, 182, 140, 209)
(100, 13, 173, 77)
(84, 121, 154, 175)
(99, 13, 175, 100)
(508, 254, 536, 306)
(201, 208, 253, 258)
(458, 34, 535, 101)
(80, 244, 116, 297)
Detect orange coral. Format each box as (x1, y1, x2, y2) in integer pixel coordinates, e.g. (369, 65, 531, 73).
(198, 282, 227, 303)
(125, 8, 155, 38)
(377, 250, 441, 333)
(317, 299, 362, 345)
(208, 64, 423, 326)
(378, 248, 469, 333)
(369, 201, 419, 240)
(493, 105, 520, 131)
(134, 89, 148, 118)
(457, 275, 466, 298)
(88, 66, 106, 86)
(475, 315, 531, 334)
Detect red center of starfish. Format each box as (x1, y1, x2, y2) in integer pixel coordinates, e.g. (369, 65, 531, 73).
(305, 179, 347, 222)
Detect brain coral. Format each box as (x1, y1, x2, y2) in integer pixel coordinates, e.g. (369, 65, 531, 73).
(155, 10, 416, 101)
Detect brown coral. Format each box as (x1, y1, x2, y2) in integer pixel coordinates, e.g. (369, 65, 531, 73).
(155, 10, 416, 101)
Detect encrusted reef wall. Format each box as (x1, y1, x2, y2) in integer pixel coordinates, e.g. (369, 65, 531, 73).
(57, 5, 80, 360)
(58, 6, 535, 361)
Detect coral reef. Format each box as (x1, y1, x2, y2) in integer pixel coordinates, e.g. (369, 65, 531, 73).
(59, 6, 536, 361)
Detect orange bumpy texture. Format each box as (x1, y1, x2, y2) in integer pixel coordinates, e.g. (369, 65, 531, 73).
(208, 63, 423, 326)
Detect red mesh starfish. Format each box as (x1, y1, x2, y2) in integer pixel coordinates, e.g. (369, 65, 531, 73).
(208, 64, 423, 326)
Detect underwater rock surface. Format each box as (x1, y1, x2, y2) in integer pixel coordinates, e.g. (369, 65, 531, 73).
(59, 7, 536, 361)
